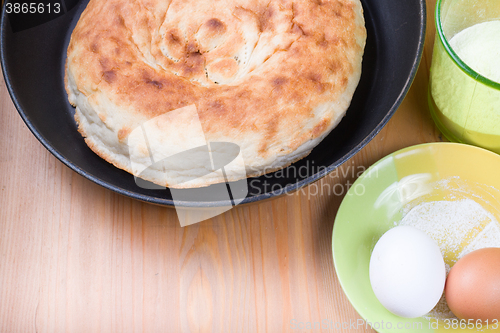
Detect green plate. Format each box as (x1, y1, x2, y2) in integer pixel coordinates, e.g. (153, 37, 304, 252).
(332, 142, 500, 333)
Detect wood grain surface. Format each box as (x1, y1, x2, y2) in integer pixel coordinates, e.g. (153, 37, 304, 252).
(0, 0, 441, 332)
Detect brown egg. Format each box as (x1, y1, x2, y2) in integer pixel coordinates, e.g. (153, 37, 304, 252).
(445, 247, 500, 321)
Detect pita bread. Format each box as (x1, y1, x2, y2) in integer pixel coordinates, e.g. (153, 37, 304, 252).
(65, 0, 366, 188)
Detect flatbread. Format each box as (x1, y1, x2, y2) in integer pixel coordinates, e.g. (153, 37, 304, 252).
(65, 0, 366, 188)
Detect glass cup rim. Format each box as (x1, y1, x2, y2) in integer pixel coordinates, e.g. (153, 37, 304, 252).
(436, 0, 500, 90)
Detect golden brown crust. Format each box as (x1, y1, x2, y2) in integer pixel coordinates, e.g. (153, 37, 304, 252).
(66, 0, 366, 188)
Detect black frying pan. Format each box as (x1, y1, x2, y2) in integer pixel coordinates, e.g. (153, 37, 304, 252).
(0, 0, 426, 207)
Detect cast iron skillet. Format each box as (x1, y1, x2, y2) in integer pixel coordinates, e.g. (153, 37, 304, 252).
(0, 0, 426, 207)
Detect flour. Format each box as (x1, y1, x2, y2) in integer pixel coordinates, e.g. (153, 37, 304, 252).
(398, 196, 500, 320)
(449, 21, 500, 83)
(400, 199, 499, 261)
(430, 20, 500, 141)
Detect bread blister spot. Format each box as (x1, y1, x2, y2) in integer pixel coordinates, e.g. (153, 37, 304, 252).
(341, 76, 349, 87)
(168, 30, 183, 45)
(118, 127, 131, 142)
(272, 77, 288, 92)
(116, 15, 126, 27)
(103, 70, 117, 83)
(309, 73, 328, 93)
(259, 6, 275, 31)
(205, 18, 226, 34)
(312, 119, 329, 137)
(145, 79, 164, 89)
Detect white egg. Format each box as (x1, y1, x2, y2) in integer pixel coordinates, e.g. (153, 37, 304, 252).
(369, 226, 446, 318)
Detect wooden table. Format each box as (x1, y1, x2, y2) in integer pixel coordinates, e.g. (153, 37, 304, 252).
(0, 0, 441, 331)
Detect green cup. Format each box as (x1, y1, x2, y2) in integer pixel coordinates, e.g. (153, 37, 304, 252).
(428, 0, 500, 154)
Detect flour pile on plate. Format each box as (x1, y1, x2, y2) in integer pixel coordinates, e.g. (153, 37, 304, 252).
(65, 0, 366, 188)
